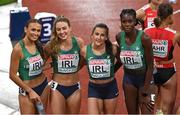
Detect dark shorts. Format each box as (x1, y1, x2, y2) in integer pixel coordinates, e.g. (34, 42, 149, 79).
(51, 81, 80, 99)
(88, 78, 119, 99)
(123, 73, 145, 88)
(19, 78, 48, 96)
(153, 67, 175, 85)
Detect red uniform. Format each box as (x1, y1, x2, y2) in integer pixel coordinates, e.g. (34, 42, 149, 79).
(141, 4, 157, 28)
(145, 27, 176, 68)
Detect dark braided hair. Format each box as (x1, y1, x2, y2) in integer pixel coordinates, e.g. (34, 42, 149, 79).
(120, 9, 136, 20)
(91, 23, 113, 59)
(120, 9, 137, 26)
(154, 3, 173, 28)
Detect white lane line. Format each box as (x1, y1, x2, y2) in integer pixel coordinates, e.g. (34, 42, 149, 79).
(174, 9, 180, 15)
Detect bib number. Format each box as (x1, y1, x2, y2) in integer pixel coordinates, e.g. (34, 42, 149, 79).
(42, 23, 51, 37)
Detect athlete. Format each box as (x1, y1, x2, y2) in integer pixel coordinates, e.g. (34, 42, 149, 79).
(116, 9, 156, 114)
(136, 0, 163, 29)
(81, 23, 119, 114)
(145, 3, 180, 114)
(44, 15, 84, 114)
(9, 19, 49, 114)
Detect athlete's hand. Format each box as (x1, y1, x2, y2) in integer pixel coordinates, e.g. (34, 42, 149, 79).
(139, 83, 157, 112)
(28, 90, 42, 103)
(42, 60, 52, 71)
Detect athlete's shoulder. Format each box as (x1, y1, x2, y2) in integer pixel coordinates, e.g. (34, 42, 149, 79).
(144, 26, 156, 32)
(74, 36, 84, 48)
(75, 36, 84, 43)
(175, 31, 180, 36)
(141, 4, 150, 11)
(80, 45, 88, 58)
(11, 42, 23, 58)
(13, 42, 22, 52)
(173, 31, 180, 46)
(112, 42, 119, 55)
(164, 27, 176, 34)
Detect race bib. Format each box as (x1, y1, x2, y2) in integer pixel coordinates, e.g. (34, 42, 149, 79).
(152, 39, 168, 58)
(57, 53, 79, 73)
(120, 50, 143, 69)
(147, 17, 155, 28)
(88, 59, 111, 78)
(27, 55, 43, 76)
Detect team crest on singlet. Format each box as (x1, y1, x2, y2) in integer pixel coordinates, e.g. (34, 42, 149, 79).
(89, 59, 111, 78)
(152, 39, 168, 58)
(27, 54, 43, 76)
(120, 50, 143, 69)
(57, 53, 79, 73)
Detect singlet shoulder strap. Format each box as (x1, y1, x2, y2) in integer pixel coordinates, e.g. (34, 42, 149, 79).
(72, 36, 80, 50)
(120, 31, 126, 45)
(19, 40, 27, 54)
(136, 30, 144, 43)
(86, 44, 92, 59)
(19, 40, 24, 48)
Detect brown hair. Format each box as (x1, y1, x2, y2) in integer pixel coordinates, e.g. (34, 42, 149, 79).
(154, 3, 173, 28)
